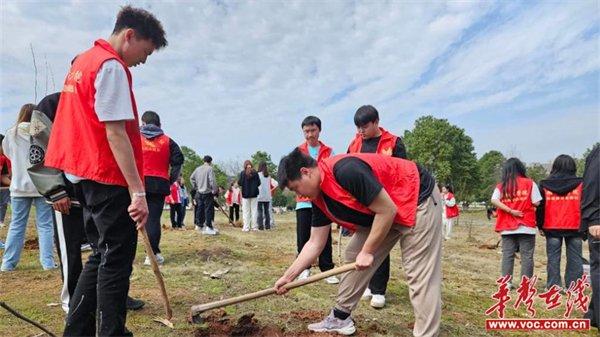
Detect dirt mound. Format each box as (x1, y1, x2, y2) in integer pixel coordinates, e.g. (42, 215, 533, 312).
(24, 238, 39, 250)
(196, 247, 234, 261)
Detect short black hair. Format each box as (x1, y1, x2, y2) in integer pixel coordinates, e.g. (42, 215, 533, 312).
(141, 110, 161, 127)
(203, 155, 213, 163)
(277, 147, 317, 189)
(444, 184, 454, 193)
(301, 115, 322, 131)
(113, 5, 167, 49)
(550, 154, 577, 176)
(354, 105, 379, 127)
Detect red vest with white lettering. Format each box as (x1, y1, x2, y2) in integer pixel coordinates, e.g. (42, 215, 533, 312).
(45, 39, 143, 187)
(494, 177, 537, 232)
(296, 141, 332, 203)
(542, 183, 582, 231)
(142, 134, 171, 180)
(445, 192, 460, 218)
(311, 153, 420, 231)
(347, 127, 398, 156)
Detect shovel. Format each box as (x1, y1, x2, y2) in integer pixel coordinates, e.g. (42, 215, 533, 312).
(190, 262, 356, 318)
(139, 227, 173, 327)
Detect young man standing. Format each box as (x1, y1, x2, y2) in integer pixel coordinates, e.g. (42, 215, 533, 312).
(275, 149, 442, 337)
(45, 6, 167, 336)
(140, 110, 183, 265)
(295, 116, 338, 284)
(190, 155, 219, 235)
(346, 105, 407, 308)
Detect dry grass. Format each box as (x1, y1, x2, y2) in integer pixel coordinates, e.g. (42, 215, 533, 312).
(0, 209, 596, 336)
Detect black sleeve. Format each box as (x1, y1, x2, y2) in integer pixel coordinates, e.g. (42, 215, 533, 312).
(393, 137, 407, 159)
(536, 182, 545, 230)
(0, 163, 7, 175)
(168, 139, 184, 184)
(333, 157, 383, 207)
(311, 204, 333, 227)
(581, 146, 600, 232)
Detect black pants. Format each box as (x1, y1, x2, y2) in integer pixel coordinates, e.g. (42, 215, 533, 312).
(169, 203, 182, 228)
(257, 201, 271, 230)
(53, 205, 86, 313)
(229, 203, 240, 222)
(296, 208, 334, 272)
(146, 193, 165, 254)
(196, 193, 215, 228)
(586, 240, 600, 329)
(180, 200, 188, 225)
(63, 181, 137, 337)
(369, 255, 390, 295)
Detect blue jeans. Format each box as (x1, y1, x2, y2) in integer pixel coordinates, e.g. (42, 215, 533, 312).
(1, 196, 55, 271)
(545, 236, 583, 289)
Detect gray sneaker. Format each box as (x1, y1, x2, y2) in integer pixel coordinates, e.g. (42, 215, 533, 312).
(307, 311, 356, 335)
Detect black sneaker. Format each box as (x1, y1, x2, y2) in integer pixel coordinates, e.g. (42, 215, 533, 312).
(126, 296, 145, 311)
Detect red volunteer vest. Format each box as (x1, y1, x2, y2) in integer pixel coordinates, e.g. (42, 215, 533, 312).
(142, 134, 171, 180)
(165, 182, 181, 204)
(445, 192, 460, 218)
(0, 154, 10, 187)
(542, 184, 582, 231)
(312, 154, 420, 231)
(45, 39, 143, 187)
(296, 141, 333, 203)
(347, 127, 398, 156)
(494, 177, 537, 232)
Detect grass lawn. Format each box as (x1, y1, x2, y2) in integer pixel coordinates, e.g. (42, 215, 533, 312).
(0, 208, 596, 336)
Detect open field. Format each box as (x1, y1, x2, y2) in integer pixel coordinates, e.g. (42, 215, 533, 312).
(0, 209, 596, 336)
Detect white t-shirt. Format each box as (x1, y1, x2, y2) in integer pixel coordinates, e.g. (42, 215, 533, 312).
(65, 60, 134, 183)
(491, 183, 542, 235)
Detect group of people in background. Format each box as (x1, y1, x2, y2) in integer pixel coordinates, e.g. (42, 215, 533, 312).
(491, 150, 599, 328)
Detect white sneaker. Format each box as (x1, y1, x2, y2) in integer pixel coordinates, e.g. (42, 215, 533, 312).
(143, 256, 151, 266)
(195, 225, 200, 231)
(155, 253, 164, 265)
(242, 228, 250, 232)
(297, 269, 311, 280)
(202, 227, 218, 235)
(362, 288, 372, 300)
(325, 276, 340, 284)
(370, 294, 386, 308)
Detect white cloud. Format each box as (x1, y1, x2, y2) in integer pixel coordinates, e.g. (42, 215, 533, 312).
(0, 0, 597, 165)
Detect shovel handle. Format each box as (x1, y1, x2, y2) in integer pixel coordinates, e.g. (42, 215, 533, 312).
(140, 227, 173, 320)
(190, 262, 356, 315)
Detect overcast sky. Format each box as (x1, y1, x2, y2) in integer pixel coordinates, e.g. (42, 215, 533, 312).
(1, 0, 598, 165)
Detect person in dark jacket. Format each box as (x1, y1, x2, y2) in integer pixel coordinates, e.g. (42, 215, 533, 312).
(238, 160, 260, 231)
(140, 110, 183, 265)
(29, 92, 146, 314)
(536, 154, 584, 290)
(582, 145, 600, 330)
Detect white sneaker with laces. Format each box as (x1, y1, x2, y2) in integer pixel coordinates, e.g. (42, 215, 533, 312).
(307, 310, 356, 335)
(325, 276, 340, 284)
(297, 269, 311, 280)
(362, 288, 372, 300)
(370, 294, 386, 308)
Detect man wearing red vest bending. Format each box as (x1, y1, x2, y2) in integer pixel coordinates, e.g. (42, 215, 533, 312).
(295, 116, 338, 284)
(140, 110, 183, 266)
(275, 149, 442, 337)
(347, 105, 407, 309)
(45, 6, 167, 336)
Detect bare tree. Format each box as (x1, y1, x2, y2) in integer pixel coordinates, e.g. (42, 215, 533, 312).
(217, 157, 245, 177)
(30, 43, 38, 102)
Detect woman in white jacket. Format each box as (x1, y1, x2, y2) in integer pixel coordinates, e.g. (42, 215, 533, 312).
(1, 104, 55, 271)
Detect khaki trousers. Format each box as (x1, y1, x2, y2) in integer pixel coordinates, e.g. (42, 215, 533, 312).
(335, 187, 443, 337)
